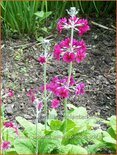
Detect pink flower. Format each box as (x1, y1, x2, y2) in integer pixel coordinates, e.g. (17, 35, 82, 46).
(56, 87, 69, 98)
(8, 90, 14, 97)
(63, 52, 75, 63)
(57, 17, 67, 33)
(76, 50, 86, 63)
(53, 45, 62, 60)
(77, 19, 90, 36)
(27, 89, 35, 103)
(38, 56, 46, 64)
(3, 121, 14, 128)
(38, 102, 43, 111)
(60, 38, 70, 48)
(51, 99, 60, 109)
(3, 121, 19, 136)
(76, 40, 87, 52)
(64, 76, 75, 86)
(40, 84, 51, 92)
(51, 76, 59, 84)
(1, 141, 11, 150)
(57, 16, 90, 36)
(75, 82, 85, 95)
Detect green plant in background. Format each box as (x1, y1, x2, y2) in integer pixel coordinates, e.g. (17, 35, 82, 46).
(1, 1, 115, 38)
(1, 1, 52, 38)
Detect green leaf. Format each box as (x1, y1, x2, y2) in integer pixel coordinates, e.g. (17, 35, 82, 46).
(50, 119, 63, 130)
(68, 144, 88, 154)
(16, 116, 35, 129)
(62, 126, 80, 145)
(6, 148, 18, 155)
(41, 27, 48, 33)
(87, 143, 106, 154)
(3, 128, 18, 144)
(67, 103, 77, 110)
(39, 11, 52, 21)
(103, 136, 116, 144)
(15, 116, 44, 145)
(34, 11, 44, 17)
(14, 138, 35, 154)
(67, 130, 91, 145)
(108, 116, 116, 133)
(60, 119, 76, 132)
(68, 106, 87, 120)
(60, 144, 87, 154)
(107, 127, 116, 139)
(38, 136, 60, 154)
(50, 130, 63, 143)
(48, 109, 57, 125)
(16, 116, 44, 131)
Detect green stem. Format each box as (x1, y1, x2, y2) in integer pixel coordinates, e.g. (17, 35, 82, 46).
(44, 51, 47, 130)
(35, 106, 39, 155)
(64, 27, 74, 133)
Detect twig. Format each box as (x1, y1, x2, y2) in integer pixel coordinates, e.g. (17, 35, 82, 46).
(91, 21, 116, 32)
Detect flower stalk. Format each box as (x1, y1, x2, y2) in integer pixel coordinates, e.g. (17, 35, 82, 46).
(42, 39, 50, 130)
(64, 26, 74, 132)
(44, 60, 47, 130)
(35, 105, 39, 155)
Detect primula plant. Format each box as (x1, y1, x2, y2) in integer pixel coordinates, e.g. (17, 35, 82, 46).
(1, 7, 116, 155)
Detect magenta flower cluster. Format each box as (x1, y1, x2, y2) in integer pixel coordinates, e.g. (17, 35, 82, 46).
(1, 141, 11, 150)
(54, 38, 87, 63)
(40, 76, 85, 99)
(57, 16, 90, 36)
(38, 56, 46, 64)
(3, 121, 19, 136)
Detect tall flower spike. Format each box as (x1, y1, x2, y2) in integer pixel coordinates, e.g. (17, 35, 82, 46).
(66, 7, 79, 17)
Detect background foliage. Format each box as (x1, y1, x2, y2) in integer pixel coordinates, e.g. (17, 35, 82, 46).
(1, 1, 116, 38)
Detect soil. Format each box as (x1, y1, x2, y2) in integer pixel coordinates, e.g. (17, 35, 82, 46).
(2, 16, 116, 127)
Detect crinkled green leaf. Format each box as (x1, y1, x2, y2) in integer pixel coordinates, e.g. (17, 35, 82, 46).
(38, 135, 60, 154)
(68, 107, 87, 125)
(62, 126, 80, 145)
(107, 127, 116, 139)
(14, 138, 35, 154)
(6, 148, 18, 155)
(103, 136, 116, 144)
(60, 144, 87, 154)
(50, 119, 63, 130)
(87, 143, 106, 154)
(60, 119, 76, 132)
(108, 116, 116, 133)
(48, 109, 57, 125)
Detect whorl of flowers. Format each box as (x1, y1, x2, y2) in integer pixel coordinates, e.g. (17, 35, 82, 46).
(57, 7, 90, 36)
(40, 76, 85, 99)
(53, 38, 87, 63)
